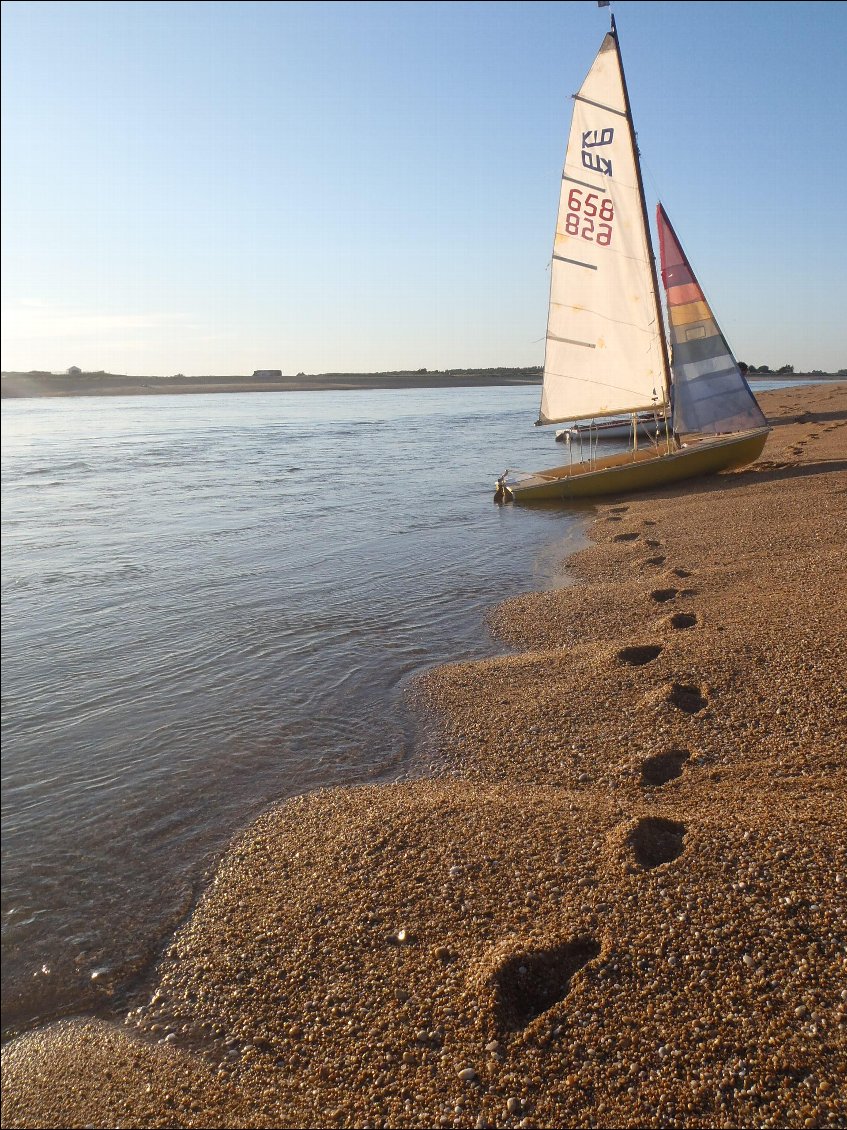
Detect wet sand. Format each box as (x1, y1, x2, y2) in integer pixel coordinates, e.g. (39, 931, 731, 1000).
(2, 383, 846, 1129)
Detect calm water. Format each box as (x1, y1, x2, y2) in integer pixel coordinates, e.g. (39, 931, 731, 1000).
(1, 385, 594, 1038)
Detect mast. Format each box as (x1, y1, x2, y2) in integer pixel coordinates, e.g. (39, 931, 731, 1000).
(609, 15, 673, 408)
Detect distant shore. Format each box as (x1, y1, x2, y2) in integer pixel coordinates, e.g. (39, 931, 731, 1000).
(2, 368, 843, 400)
(1, 367, 543, 399)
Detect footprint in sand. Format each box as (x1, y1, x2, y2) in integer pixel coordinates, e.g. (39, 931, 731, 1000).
(627, 816, 687, 868)
(640, 748, 690, 787)
(666, 682, 709, 714)
(669, 567, 692, 578)
(650, 587, 678, 603)
(613, 531, 640, 542)
(666, 611, 698, 630)
(641, 554, 666, 568)
(617, 644, 663, 667)
(491, 938, 600, 1033)
(609, 505, 629, 514)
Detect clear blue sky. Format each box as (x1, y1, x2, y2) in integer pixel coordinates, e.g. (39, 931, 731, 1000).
(2, 0, 845, 375)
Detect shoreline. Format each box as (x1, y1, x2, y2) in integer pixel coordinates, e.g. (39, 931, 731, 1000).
(2, 383, 846, 1129)
(2, 370, 843, 401)
(2, 368, 544, 400)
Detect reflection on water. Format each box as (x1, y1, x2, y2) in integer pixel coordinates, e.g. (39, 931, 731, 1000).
(1, 386, 589, 1037)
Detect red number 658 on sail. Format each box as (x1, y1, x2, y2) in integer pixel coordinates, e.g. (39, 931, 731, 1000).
(564, 187, 613, 246)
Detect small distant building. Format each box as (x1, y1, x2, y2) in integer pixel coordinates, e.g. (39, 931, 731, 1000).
(67, 366, 82, 375)
(253, 369, 282, 378)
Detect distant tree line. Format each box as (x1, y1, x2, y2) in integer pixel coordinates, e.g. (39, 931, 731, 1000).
(738, 363, 796, 375)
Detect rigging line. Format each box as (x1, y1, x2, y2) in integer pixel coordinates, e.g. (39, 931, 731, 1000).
(549, 300, 663, 336)
(542, 370, 669, 398)
(641, 155, 673, 337)
(640, 152, 666, 218)
(560, 241, 652, 269)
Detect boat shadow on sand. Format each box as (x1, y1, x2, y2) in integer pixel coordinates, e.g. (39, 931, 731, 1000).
(766, 409, 845, 427)
(651, 458, 847, 500)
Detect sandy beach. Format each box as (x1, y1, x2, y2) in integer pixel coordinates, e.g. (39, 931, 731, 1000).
(2, 382, 845, 1129)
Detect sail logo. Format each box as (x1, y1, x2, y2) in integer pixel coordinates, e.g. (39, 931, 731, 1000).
(582, 127, 614, 177)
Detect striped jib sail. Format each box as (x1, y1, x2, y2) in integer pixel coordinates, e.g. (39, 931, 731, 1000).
(657, 204, 768, 436)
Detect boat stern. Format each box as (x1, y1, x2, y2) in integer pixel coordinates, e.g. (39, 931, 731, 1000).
(494, 471, 514, 503)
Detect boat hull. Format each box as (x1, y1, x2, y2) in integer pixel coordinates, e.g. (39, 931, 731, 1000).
(499, 428, 770, 503)
(555, 412, 669, 443)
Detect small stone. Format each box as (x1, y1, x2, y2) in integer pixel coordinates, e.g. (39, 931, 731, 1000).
(507, 1096, 522, 1114)
(458, 1067, 477, 1082)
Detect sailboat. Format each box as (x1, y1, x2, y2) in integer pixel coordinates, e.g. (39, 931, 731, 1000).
(495, 15, 770, 503)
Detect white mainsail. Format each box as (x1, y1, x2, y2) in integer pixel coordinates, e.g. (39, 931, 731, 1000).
(538, 33, 668, 426)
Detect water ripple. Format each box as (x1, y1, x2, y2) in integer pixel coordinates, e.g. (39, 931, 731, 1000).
(1, 386, 584, 1037)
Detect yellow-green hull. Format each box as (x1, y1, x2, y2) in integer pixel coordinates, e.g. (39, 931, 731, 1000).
(499, 428, 770, 503)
